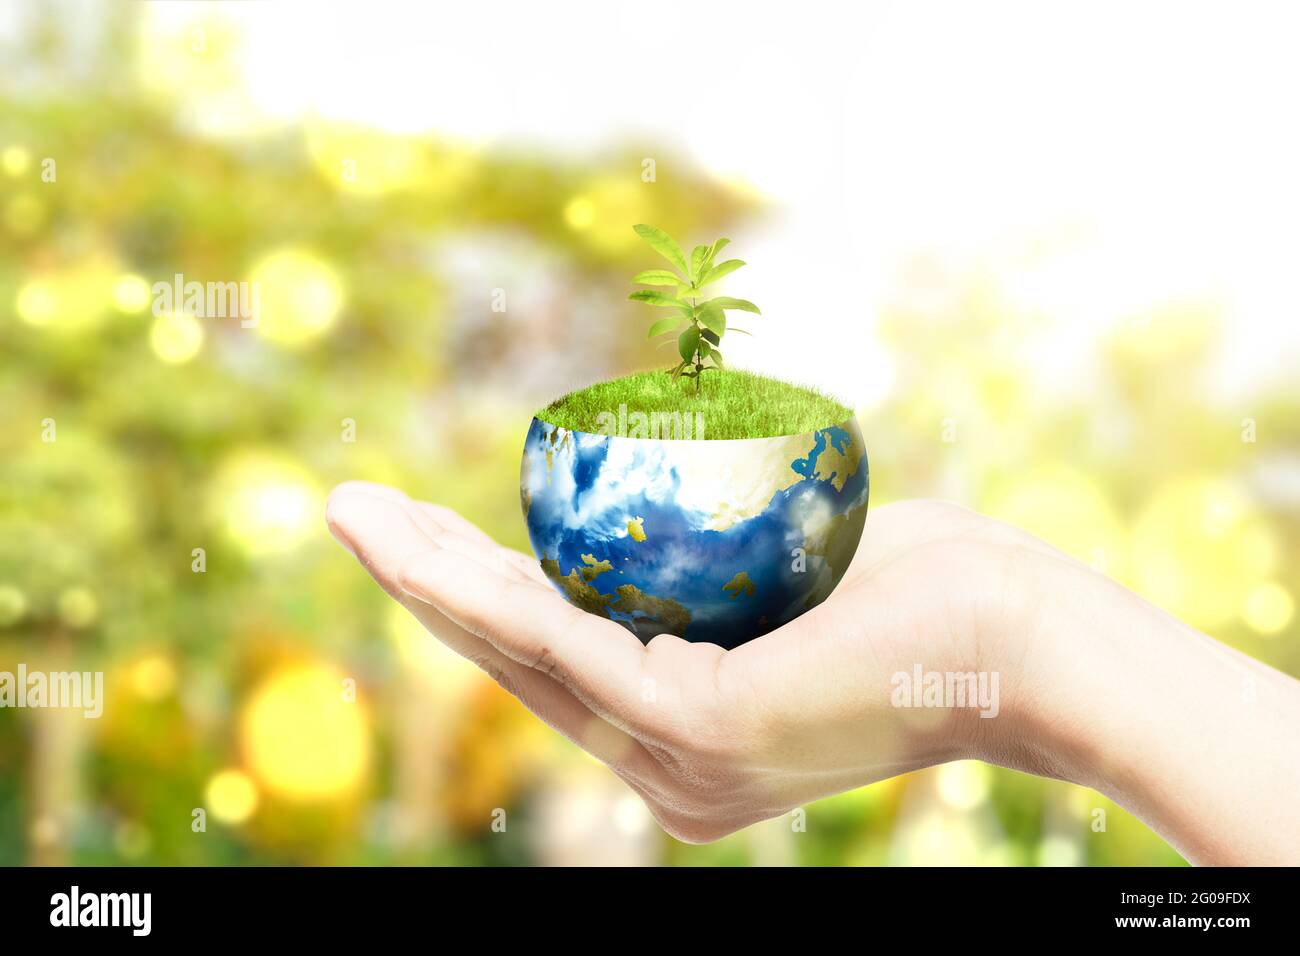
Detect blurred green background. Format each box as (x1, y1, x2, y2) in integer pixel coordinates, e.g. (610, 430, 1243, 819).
(1, 1, 1297, 866)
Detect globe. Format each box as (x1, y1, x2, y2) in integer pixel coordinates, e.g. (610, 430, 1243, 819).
(520, 417, 869, 649)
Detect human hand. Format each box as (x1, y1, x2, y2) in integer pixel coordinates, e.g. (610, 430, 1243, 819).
(325, 481, 1300, 863)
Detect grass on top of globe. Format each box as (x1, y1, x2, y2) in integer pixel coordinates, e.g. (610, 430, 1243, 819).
(538, 224, 854, 440)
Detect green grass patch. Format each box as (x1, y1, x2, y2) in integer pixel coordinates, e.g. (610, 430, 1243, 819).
(536, 369, 855, 439)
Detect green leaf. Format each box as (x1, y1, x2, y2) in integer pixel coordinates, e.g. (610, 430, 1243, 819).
(699, 258, 745, 286)
(698, 340, 712, 361)
(710, 348, 725, 368)
(690, 245, 709, 281)
(646, 315, 684, 339)
(677, 325, 700, 363)
(728, 326, 754, 336)
(710, 296, 761, 314)
(628, 290, 688, 309)
(633, 224, 689, 276)
(632, 269, 683, 286)
(705, 237, 730, 269)
(697, 301, 726, 337)
(701, 328, 720, 345)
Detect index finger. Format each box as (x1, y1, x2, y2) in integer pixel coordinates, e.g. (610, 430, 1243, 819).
(398, 545, 657, 733)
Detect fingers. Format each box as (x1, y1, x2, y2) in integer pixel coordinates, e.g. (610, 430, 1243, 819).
(331, 481, 543, 586)
(326, 484, 439, 601)
(326, 484, 672, 791)
(398, 546, 655, 733)
(421, 522, 547, 588)
(362, 482, 549, 585)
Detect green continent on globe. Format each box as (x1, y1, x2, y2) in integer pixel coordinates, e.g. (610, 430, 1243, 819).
(540, 554, 692, 639)
(722, 572, 755, 599)
(579, 553, 613, 581)
(540, 555, 613, 615)
(609, 584, 691, 638)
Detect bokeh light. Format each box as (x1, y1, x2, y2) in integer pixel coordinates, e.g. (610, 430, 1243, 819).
(14, 280, 58, 327)
(0, 585, 27, 626)
(3, 2, 1296, 870)
(1241, 582, 1294, 636)
(150, 311, 205, 364)
(563, 195, 596, 231)
(1036, 834, 1083, 867)
(2, 144, 30, 176)
(249, 248, 344, 347)
(936, 761, 992, 811)
(113, 274, 154, 313)
(209, 452, 324, 557)
(563, 176, 653, 255)
(56, 588, 98, 629)
(13, 259, 118, 333)
(206, 770, 260, 825)
(241, 664, 370, 802)
(129, 654, 177, 701)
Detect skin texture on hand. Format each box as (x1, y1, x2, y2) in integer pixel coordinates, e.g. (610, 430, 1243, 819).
(325, 480, 1300, 864)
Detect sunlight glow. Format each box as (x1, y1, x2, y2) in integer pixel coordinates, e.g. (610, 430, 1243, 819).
(242, 664, 370, 802)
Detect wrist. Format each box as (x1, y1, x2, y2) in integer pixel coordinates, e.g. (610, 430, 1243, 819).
(997, 559, 1300, 864)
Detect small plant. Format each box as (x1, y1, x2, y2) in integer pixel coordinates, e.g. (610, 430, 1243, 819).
(628, 223, 761, 394)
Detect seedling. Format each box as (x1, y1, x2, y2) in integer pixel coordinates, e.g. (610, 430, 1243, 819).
(525, 225, 867, 648)
(628, 224, 761, 394)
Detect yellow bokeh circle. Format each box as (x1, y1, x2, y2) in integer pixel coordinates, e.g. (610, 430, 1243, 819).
(241, 664, 369, 802)
(14, 258, 118, 333)
(206, 769, 259, 825)
(564, 196, 597, 231)
(15, 281, 58, 326)
(0, 585, 28, 626)
(936, 760, 992, 811)
(208, 451, 322, 557)
(1241, 582, 1294, 636)
(2, 145, 30, 176)
(57, 588, 98, 629)
(249, 248, 344, 347)
(562, 177, 653, 254)
(130, 654, 177, 701)
(150, 311, 205, 364)
(113, 274, 153, 313)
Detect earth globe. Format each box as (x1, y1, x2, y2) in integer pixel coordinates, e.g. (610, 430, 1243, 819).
(520, 417, 869, 649)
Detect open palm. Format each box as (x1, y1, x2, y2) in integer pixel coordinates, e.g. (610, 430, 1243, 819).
(326, 480, 1080, 841)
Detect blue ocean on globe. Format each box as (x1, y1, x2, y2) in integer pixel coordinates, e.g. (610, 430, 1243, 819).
(520, 417, 869, 649)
